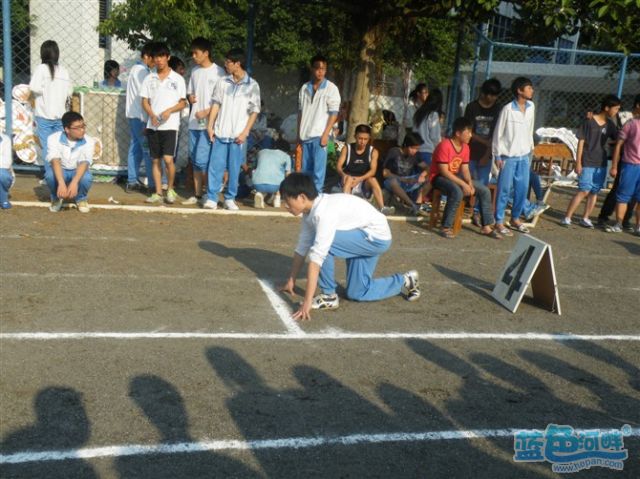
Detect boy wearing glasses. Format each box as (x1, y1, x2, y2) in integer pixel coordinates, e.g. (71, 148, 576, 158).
(205, 48, 261, 210)
(45, 111, 94, 213)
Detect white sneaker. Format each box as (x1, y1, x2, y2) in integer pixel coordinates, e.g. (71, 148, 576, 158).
(254, 192, 265, 209)
(311, 293, 339, 310)
(165, 189, 178, 204)
(273, 192, 281, 208)
(202, 199, 218, 210)
(224, 199, 239, 210)
(77, 200, 90, 213)
(560, 217, 572, 228)
(181, 196, 198, 205)
(49, 199, 63, 212)
(380, 206, 395, 216)
(402, 270, 420, 301)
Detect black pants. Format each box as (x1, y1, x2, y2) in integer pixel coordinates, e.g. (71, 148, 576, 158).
(598, 171, 635, 225)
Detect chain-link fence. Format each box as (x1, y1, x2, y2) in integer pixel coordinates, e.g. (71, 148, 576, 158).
(1, 0, 194, 175)
(458, 30, 639, 130)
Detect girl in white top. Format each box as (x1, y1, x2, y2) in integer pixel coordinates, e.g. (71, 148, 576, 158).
(413, 88, 443, 165)
(29, 40, 73, 175)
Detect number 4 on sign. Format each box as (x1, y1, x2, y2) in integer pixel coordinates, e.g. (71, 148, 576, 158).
(492, 235, 561, 314)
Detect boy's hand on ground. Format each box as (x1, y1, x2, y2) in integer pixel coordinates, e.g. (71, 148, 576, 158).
(279, 278, 296, 296)
(292, 301, 312, 321)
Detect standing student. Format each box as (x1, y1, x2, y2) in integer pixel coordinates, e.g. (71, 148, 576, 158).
(561, 95, 621, 228)
(297, 54, 341, 193)
(492, 77, 536, 236)
(0, 133, 15, 209)
(279, 173, 420, 321)
(29, 40, 73, 177)
(413, 88, 443, 167)
(45, 112, 94, 213)
(336, 124, 394, 215)
(606, 94, 640, 235)
(141, 42, 187, 205)
(125, 42, 155, 193)
(205, 48, 261, 210)
(183, 37, 225, 206)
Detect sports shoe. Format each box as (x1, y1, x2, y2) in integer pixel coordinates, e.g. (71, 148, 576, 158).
(402, 270, 420, 301)
(623, 222, 634, 232)
(197, 196, 207, 207)
(254, 191, 265, 209)
(380, 206, 395, 216)
(165, 189, 178, 204)
(605, 223, 623, 233)
(202, 199, 218, 210)
(161, 184, 169, 191)
(311, 293, 339, 310)
(596, 217, 608, 228)
(579, 218, 594, 229)
(125, 182, 145, 194)
(49, 199, 64, 212)
(181, 196, 199, 205)
(273, 192, 281, 208)
(417, 203, 431, 216)
(224, 199, 239, 210)
(1, 201, 11, 209)
(560, 217, 572, 228)
(145, 193, 162, 204)
(525, 202, 550, 221)
(77, 200, 90, 213)
(635, 226, 640, 236)
(409, 204, 420, 216)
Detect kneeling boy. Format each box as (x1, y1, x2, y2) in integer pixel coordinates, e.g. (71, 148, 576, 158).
(279, 173, 420, 321)
(45, 111, 94, 213)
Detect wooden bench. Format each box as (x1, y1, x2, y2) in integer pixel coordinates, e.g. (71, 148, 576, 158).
(532, 143, 574, 176)
(429, 189, 476, 235)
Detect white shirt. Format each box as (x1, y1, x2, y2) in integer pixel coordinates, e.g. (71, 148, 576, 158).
(295, 193, 392, 266)
(415, 111, 441, 153)
(29, 64, 73, 119)
(187, 63, 225, 130)
(298, 79, 341, 142)
(140, 70, 187, 131)
(211, 74, 261, 140)
(126, 62, 152, 120)
(0, 133, 13, 170)
(46, 132, 95, 169)
(492, 100, 535, 159)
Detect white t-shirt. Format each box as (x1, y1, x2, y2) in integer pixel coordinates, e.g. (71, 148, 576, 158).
(211, 74, 261, 140)
(140, 69, 187, 131)
(187, 63, 225, 130)
(46, 132, 95, 169)
(126, 62, 152, 120)
(298, 79, 341, 142)
(295, 193, 392, 266)
(29, 64, 73, 119)
(0, 133, 13, 170)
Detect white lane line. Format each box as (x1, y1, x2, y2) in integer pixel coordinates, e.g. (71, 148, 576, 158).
(256, 279, 305, 336)
(1, 427, 638, 464)
(2, 332, 639, 341)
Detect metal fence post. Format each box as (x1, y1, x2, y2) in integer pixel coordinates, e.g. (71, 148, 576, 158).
(485, 42, 494, 80)
(617, 55, 628, 98)
(2, 0, 13, 138)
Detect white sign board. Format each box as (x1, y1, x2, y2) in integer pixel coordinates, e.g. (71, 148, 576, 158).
(492, 234, 561, 314)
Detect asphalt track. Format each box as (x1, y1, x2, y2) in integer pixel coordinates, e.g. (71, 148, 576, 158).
(0, 183, 639, 478)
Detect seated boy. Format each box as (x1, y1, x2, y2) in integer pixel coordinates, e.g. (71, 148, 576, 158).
(45, 111, 94, 213)
(279, 173, 420, 321)
(336, 123, 394, 215)
(0, 133, 15, 209)
(430, 117, 500, 239)
(382, 132, 428, 214)
(252, 138, 291, 208)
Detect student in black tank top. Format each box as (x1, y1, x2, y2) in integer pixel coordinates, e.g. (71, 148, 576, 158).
(336, 124, 395, 215)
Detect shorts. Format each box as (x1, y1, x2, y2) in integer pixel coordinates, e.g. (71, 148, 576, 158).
(577, 166, 606, 194)
(189, 129, 212, 172)
(616, 162, 640, 203)
(342, 178, 372, 199)
(147, 129, 177, 159)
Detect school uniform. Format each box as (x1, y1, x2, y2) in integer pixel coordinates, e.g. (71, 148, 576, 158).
(207, 73, 261, 202)
(298, 79, 341, 192)
(0, 134, 15, 207)
(44, 132, 94, 202)
(296, 193, 403, 301)
(125, 61, 154, 187)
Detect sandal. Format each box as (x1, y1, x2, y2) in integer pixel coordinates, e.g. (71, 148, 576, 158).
(440, 228, 456, 239)
(509, 222, 530, 233)
(481, 228, 503, 240)
(495, 225, 513, 237)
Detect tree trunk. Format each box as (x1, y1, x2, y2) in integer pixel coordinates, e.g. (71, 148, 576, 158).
(346, 21, 387, 143)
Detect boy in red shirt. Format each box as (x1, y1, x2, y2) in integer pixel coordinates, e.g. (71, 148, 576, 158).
(430, 117, 501, 239)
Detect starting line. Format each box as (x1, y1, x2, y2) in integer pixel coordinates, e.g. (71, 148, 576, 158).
(1, 331, 640, 341)
(2, 426, 639, 464)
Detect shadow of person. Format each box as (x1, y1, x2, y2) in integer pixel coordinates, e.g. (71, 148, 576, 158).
(430, 264, 496, 303)
(33, 183, 50, 202)
(115, 374, 260, 479)
(612, 240, 640, 256)
(0, 386, 97, 478)
(560, 340, 640, 392)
